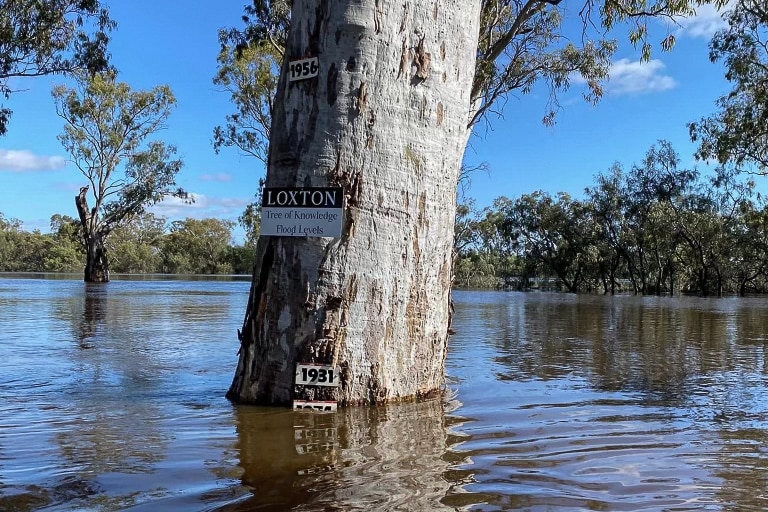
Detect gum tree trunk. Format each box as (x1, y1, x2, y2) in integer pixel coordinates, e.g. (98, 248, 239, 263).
(228, 0, 481, 406)
(76, 186, 110, 283)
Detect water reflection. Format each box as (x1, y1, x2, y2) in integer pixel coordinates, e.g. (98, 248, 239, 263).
(75, 283, 107, 347)
(1, 279, 767, 511)
(0, 277, 247, 511)
(218, 399, 457, 511)
(444, 291, 768, 511)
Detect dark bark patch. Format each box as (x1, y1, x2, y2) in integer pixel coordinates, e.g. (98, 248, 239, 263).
(366, 111, 376, 148)
(354, 81, 368, 115)
(309, 0, 331, 56)
(411, 37, 431, 85)
(436, 102, 444, 126)
(326, 295, 343, 310)
(417, 191, 427, 227)
(367, 363, 388, 403)
(346, 56, 356, 71)
(326, 62, 338, 106)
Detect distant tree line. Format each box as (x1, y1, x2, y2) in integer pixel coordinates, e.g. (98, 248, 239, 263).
(5, 138, 768, 297)
(455, 140, 768, 297)
(0, 212, 256, 275)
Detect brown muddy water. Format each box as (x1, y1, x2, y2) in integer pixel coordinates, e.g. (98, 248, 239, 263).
(0, 275, 767, 511)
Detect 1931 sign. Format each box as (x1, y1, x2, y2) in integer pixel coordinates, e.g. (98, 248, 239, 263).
(295, 363, 339, 387)
(260, 187, 344, 238)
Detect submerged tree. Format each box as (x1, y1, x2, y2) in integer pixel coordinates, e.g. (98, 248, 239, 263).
(228, 0, 729, 407)
(0, 0, 113, 135)
(53, 72, 186, 283)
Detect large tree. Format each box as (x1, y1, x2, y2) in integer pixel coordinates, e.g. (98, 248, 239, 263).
(53, 72, 186, 283)
(228, 0, 729, 406)
(0, 0, 113, 136)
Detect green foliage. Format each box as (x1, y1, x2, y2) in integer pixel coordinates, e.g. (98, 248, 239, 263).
(53, 71, 183, 228)
(213, 0, 288, 162)
(238, 198, 262, 248)
(689, 0, 768, 172)
(456, 140, 768, 296)
(228, 245, 258, 274)
(0, 0, 114, 135)
(107, 212, 166, 273)
(213, 37, 280, 162)
(45, 214, 85, 271)
(0, 213, 82, 272)
(160, 218, 235, 274)
(0, 211, 254, 276)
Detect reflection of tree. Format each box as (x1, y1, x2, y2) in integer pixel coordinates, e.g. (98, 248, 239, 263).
(466, 292, 763, 403)
(447, 291, 768, 509)
(222, 399, 456, 511)
(75, 283, 107, 347)
(53, 283, 171, 507)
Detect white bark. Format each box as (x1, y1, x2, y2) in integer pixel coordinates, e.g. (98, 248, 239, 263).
(228, 0, 481, 405)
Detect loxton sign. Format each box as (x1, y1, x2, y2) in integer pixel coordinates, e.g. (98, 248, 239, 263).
(260, 187, 344, 237)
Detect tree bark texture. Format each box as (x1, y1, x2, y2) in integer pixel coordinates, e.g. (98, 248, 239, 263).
(228, 0, 481, 405)
(76, 186, 110, 283)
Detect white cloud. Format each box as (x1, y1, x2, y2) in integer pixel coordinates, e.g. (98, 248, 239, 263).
(149, 193, 251, 220)
(0, 149, 67, 171)
(199, 172, 232, 182)
(605, 59, 678, 96)
(673, 1, 736, 39)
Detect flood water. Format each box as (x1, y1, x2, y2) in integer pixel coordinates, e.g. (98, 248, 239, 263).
(1, 276, 767, 511)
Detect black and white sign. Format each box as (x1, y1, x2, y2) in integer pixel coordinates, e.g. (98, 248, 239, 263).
(295, 363, 340, 387)
(260, 187, 343, 238)
(288, 57, 319, 81)
(293, 400, 338, 412)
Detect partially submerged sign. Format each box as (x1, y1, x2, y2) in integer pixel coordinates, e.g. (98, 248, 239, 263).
(293, 400, 338, 412)
(260, 187, 344, 238)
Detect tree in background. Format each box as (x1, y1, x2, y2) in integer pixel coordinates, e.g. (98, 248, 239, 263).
(160, 218, 235, 275)
(0, 0, 113, 135)
(0, 213, 24, 270)
(53, 72, 186, 283)
(213, 0, 289, 161)
(46, 214, 85, 272)
(107, 213, 166, 274)
(690, 0, 768, 173)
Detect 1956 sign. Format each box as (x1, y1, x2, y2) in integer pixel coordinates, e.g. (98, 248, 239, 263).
(288, 57, 319, 81)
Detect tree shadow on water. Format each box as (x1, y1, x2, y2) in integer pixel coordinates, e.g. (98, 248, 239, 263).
(74, 283, 108, 348)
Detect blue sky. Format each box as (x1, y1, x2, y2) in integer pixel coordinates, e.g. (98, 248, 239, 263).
(0, 1, 736, 242)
